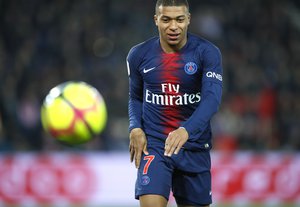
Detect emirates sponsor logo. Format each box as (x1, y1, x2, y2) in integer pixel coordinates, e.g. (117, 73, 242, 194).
(145, 83, 201, 106)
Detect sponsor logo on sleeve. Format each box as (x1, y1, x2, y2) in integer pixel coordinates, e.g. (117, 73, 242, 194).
(206, 71, 222, 81)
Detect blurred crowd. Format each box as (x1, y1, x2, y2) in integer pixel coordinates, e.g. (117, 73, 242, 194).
(0, 0, 299, 152)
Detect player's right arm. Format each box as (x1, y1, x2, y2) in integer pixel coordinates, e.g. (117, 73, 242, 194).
(127, 46, 149, 168)
(129, 128, 148, 168)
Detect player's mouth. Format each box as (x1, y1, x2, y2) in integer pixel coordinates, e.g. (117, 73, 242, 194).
(167, 33, 180, 41)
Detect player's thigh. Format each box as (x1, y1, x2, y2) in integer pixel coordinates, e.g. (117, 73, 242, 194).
(135, 147, 173, 201)
(140, 194, 168, 207)
(173, 170, 212, 206)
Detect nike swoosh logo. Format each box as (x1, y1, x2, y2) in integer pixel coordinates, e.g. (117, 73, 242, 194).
(143, 67, 156, 73)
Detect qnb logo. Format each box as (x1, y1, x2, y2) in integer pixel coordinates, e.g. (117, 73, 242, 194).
(206, 71, 222, 81)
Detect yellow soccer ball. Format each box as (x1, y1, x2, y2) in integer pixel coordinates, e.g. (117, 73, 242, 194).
(41, 81, 107, 145)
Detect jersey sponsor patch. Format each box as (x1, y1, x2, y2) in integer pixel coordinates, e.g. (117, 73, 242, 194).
(145, 83, 201, 106)
(206, 71, 222, 81)
(184, 62, 198, 75)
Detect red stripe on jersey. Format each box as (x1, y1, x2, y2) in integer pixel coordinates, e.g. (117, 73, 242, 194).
(160, 53, 183, 135)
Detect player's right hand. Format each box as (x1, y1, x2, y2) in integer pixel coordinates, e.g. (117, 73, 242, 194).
(129, 128, 149, 169)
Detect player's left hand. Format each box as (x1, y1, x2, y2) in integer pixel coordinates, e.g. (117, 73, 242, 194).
(164, 127, 188, 157)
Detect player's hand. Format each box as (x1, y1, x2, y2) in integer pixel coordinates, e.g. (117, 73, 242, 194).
(164, 127, 188, 157)
(129, 128, 149, 168)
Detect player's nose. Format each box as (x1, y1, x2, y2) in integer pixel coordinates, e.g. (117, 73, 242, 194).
(169, 20, 178, 30)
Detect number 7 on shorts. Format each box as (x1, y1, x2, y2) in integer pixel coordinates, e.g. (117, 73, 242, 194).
(143, 155, 155, 175)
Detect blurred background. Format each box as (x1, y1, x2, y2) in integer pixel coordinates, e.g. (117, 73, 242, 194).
(0, 0, 300, 206)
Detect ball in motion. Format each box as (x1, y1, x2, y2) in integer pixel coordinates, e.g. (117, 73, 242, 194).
(41, 81, 107, 145)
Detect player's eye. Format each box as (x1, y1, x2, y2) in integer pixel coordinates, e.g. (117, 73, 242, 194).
(177, 18, 185, 23)
(161, 18, 170, 23)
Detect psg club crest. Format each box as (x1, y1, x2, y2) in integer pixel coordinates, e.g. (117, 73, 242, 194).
(184, 62, 198, 75)
(141, 175, 150, 185)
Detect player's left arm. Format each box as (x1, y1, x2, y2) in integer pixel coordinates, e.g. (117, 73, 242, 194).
(182, 44, 223, 141)
(164, 44, 222, 156)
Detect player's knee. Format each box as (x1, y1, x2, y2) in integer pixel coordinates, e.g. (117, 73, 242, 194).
(139, 194, 168, 207)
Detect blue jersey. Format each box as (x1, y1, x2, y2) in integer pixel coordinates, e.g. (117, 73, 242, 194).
(127, 33, 222, 151)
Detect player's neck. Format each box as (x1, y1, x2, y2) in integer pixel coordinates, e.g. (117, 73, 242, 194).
(160, 38, 187, 54)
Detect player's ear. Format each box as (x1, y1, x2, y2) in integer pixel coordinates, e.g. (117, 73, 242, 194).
(187, 13, 191, 25)
(154, 15, 158, 26)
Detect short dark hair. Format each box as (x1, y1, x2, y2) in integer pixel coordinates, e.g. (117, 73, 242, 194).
(155, 0, 189, 13)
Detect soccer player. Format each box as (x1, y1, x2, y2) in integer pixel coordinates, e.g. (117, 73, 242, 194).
(127, 0, 223, 206)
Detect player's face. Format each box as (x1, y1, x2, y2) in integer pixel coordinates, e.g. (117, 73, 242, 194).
(154, 5, 190, 52)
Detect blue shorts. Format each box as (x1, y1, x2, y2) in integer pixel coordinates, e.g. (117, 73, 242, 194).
(135, 138, 212, 206)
